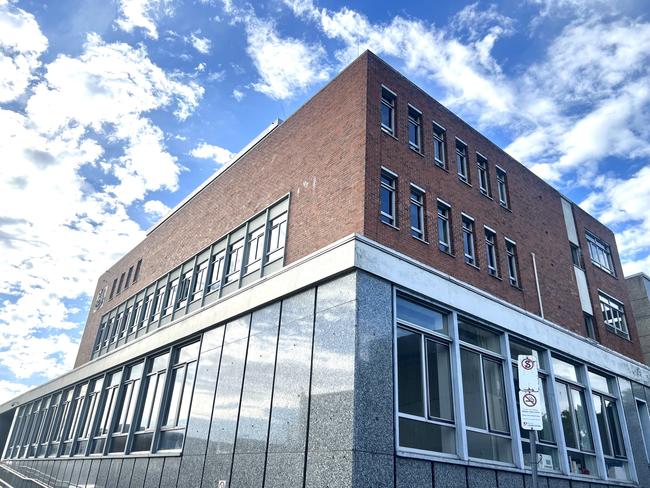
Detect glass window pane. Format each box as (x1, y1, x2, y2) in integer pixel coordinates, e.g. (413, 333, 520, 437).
(467, 430, 512, 463)
(588, 371, 611, 394)
(380, 187, 392, 215)
(396, 296, 448, 334)
(509, 340, 542, 366)
(397, 328, 424, 416)
(593, 394, 612, 456)
(426, 340, 453, 421)
(458, 319, 500, 353)
(605, 399, 625, 457)
(398, 417, 455, 454)
(483, 359, 509, 433)
(568, 451, 597, 476)
(552, 357, 578, 382)
(571, 388, 594, 452)
(606, 458, 630, 480)
(461, 348, 486, 429)
(522, 442, 559, 471)
(556, 382, 577, 449)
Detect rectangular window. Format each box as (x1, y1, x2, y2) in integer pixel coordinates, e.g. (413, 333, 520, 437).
(125, 266, 133, 290)
(133, 259, 142, 283)
(505, 239, 519, 287)
(73, 378, 103, 455)
(637, 399, 650, 463)
(138, 293, 153, 330)
(109, 362, 143, 453)
(207, 250, 226, 293)
(109, 279, 117, 300)
(191, 259, 209, 301)
(380, 170, 397, 226)
(433, 122, 446, 168)
(60, 383, 88, 456)
(408, 105, 422, 152)
(117, 273, 125, 295)
(159, 342, 200, 451)
(599, 292, 629, 338)
(586, 232, 615, 275)
(380, 86, 396, 135)
(409, 186, 425, 240)
(584, 312, 597, 340)
(266, 212, 287, 262)
(47, 390, 71, 457)
(245, 225, 265, 274)
(496, 167, 509, 208)
(91, 370, 122, 455)
(485, 228, 499, 277)
(149, 282, 167, 324)
(437, 202, 452, 253)
(571, 243, 585, 269)
(161, 278, 179, 317)
(456, 140, 469, 183)
(176, 269, 193, 310)
(462, 216, 477, 266)
(477, 154, 491, 196)
(118, 305, 133, 340)
(225, 238, 245, 284)
(132, 354, 169, 452)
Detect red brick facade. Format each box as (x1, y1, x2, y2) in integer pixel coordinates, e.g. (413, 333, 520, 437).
(75, 51, 642, 366)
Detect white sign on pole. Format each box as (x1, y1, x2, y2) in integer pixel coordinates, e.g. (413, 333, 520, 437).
(517, 354, 539, 391)
(519, 390, 544, 431)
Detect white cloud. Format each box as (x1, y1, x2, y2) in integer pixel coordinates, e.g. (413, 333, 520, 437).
(144, 199, 171, 219)
(191, 142, 234, 164)
(0, 380, 30, 405)
(233, 88, 244, 101)
(116, 0, 174, 39)
(0, 0, 48, 102)
(190, 33, 212, 54)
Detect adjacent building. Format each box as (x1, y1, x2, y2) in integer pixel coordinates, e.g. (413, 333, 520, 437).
(626, 273, 650, 367)
(1, 51, 649, 488)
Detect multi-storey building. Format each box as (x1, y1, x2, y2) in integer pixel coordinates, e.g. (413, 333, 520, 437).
(626, 273, 650, 367)
(1, 51, 649, 488)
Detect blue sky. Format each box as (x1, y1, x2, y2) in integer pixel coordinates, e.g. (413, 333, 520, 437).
(1, 0, 649, 401)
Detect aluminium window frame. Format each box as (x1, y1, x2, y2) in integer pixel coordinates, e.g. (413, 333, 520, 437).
(380, 85, 397, 136)
(407, 104, 423, 153)
(496, 166, 509, 208)
(380, 167, 398, 227)
(455, 138, 469, 183)
(432, 121, 447, 169)
(409, 184, 426, 240)
(585, 232, 616, 276)
(505, 237, 519, 287)
(437, 199, 452, 254)
(477, 152, 491, 197)
(461, 213, 477, 267)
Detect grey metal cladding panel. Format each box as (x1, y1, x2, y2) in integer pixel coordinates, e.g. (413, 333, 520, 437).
(263, 451, 305, 488)
(352, 451, 393, 488)
(229, 452, 265, 488)
(266, 296, 315, 454)
(77, 459, 92, 487)
(160, 456, 180, 488)
(176, 454, 204, 488)
(307, 300, 356, 451)
(304, 450, 353, 488)
(524, 474, 549, 488)
(201, 325, 225, 355)
(86, 459, 101, 487)
(395, 456, 432, 488)
(205, 320, 250, 458)
(315, 272, 357, 313)
(117, 458, 135, 487)
(547, 476, 570, 488)
(129, 458, 149, 488)
(433, 462, 467, 488)
(497, 470, 524, 488)
(234, 302, 280, 454)
(631, 381, 647, 402)
(105, 458, 123, 488)
(223, 315, 252, 346)
(143, 457, 163, 488)
(467, 466, 496, 488)
(94, 459, 112, 488)
(50, 460, 66, 488)
(618, 377, 650, 482)
(354, 272, 394, 454)
(68, 459, 81, 486)
(184, 345, 223, 456)
(568, 482, 588, 488)
(200, 452, 233, 488)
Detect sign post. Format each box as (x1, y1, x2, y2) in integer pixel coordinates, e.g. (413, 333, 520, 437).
(517, 355, 542, 488)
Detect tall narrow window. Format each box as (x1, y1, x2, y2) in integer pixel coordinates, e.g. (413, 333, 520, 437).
(433, 122, 446, 168)
(138, 292, 153, 330)
(571, 243, 585, 269)
(437, 202, 452, 253)
(117, 272, 125, 295)
(245, 225, 265, 274)
(91, 370, 122, 455)
(636, 399, 650, 463)
(74, 378, 103, 455)
(207, 250, 226, 292)
(496, 167, 509, 208)
(47, 389, 72, 457)
(409, 186, 425, 240)
(38, 393, 60, 457)
(119, 305, 133, 340)
(505, 239, 519, 286)
(381, 86, 396, 135)
(161, 277, 179, 317)
(109, 279, 117, 300)
(584, 312, 597, 340)
(159, 342, 200, 451)
(176, 269, 193, 310)
(477, 154, 491, 196)
(462, 216, 477, 266)
(456, 140, 469, 183)
(485, 228, 499, 277)
(191, 259, 209, 301)
(132, 354, 169, 452)
(380, 170, 397, 226)
(586, 232, 615, 275)
(408, 105, 422, 152)
(133, 259, 142, 283)
(61, 383, 88, 455)
(109, 362, 143, 453)
(266, 212, 287, 262)
(225, 238, 245, 284)
(125, 266, 133, 289)
(599, 292, 629, 338)
(149, 281, 167, 324)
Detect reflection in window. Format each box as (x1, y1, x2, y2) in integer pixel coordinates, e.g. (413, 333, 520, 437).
(109, 362, 143, 453)
(132, 354, 169, 452)
(91, 370, 122, 455)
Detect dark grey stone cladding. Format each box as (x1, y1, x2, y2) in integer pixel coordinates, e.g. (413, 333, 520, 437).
(2, 271, 649, 487)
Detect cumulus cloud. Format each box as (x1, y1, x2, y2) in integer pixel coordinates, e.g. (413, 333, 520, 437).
(116, 0, 174, 39)
(144, 199, 172, 219)
(0, 0, 48, 102)
(191, 142, 234, 164)
(190, 32, 212, 54)
(233, 88, 244, 101)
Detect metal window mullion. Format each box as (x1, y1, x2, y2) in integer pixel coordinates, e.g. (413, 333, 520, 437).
(502, 333, 524, 468)
(125, 361, 149, 455)
(237, 221, 250, 288)
(201, 243, 216, 306)
(174, 364, 189, 427)
(150, 273, 170, 333)
(178, 339, 202, 454)
(449, 310, 468, 460)
(260, 208, 271, 277)
(184, 255, 199, 316)
(84, 373, 108, 457)
(544, 350, 570, 475)
(613, 378, 638, 483)
(69, 387, 92, 456)
(421, 334, 429, 421)
(217, 236, 231, 299)
(478, 353, 491, 434)
(152, 347, 175, 453)
(582, 364, 607, 479)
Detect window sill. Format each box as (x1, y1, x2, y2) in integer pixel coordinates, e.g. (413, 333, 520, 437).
(409, 145, 425, 157)
(605, 326, 631, 342)
(480, 190, 494, 200)
(591, 262, 617, 279)
(381, 126, 398, 140)
(465, 261, 480, 271)
(499, 202, 512, 213)
(438, 248, 455, 258)
(509, 282, 523, 291)
(488, 272, 503, 281)
(434, 161, 448, 172)
(458, 177, 472, 188)
(381, 220, 400, 231)
(411, 235, 429, 245)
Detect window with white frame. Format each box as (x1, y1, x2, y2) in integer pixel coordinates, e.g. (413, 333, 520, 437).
(437, 202, 452, 253)
(381, 86, 396, 135)
(409, 186, 425, 240)
(395, 294, 455, 455)
(496, 167, 509, 208)
(599, 292, 629, 338)
(588, 371, 630, 481)
(47, 389, 71, 457)
(191, 259, 209, 301)
(60, 383, 88, 456)
(456, 140, 469, 183)
(505, 239, 519, 287)
(132, 354, 169, 452)
(36, 395, 56, 457)
(266, 212, 287, 262)
(138, 292, 153, 330)
(207, 250, 226, 293)
(433, 123, 446, 168)
(477, 154, 491, 196)
(73, 377, 103, 455)
(245, 225, 266, 274)
(91, 370, 122, 455)
(552, 357, 598, 476)
(586, 233, 615, 275)
(380, 170, 397, 226)
(462, 215, 477, 266)
(485, 228, 499, 277)
(161, 277, 179, 317)
(225, 238, 245, 284)
(459, 319, 512, 463)
(109, 362, 143, 453)
(150, 281, 166, 324)
(176, 269, 193, 310)
(408, 105, 422, 152)
(509, 340, 559, 471)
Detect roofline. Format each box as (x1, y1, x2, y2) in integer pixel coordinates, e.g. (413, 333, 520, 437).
(146, 118, 283, 236)
(625, 272, 650, 281)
